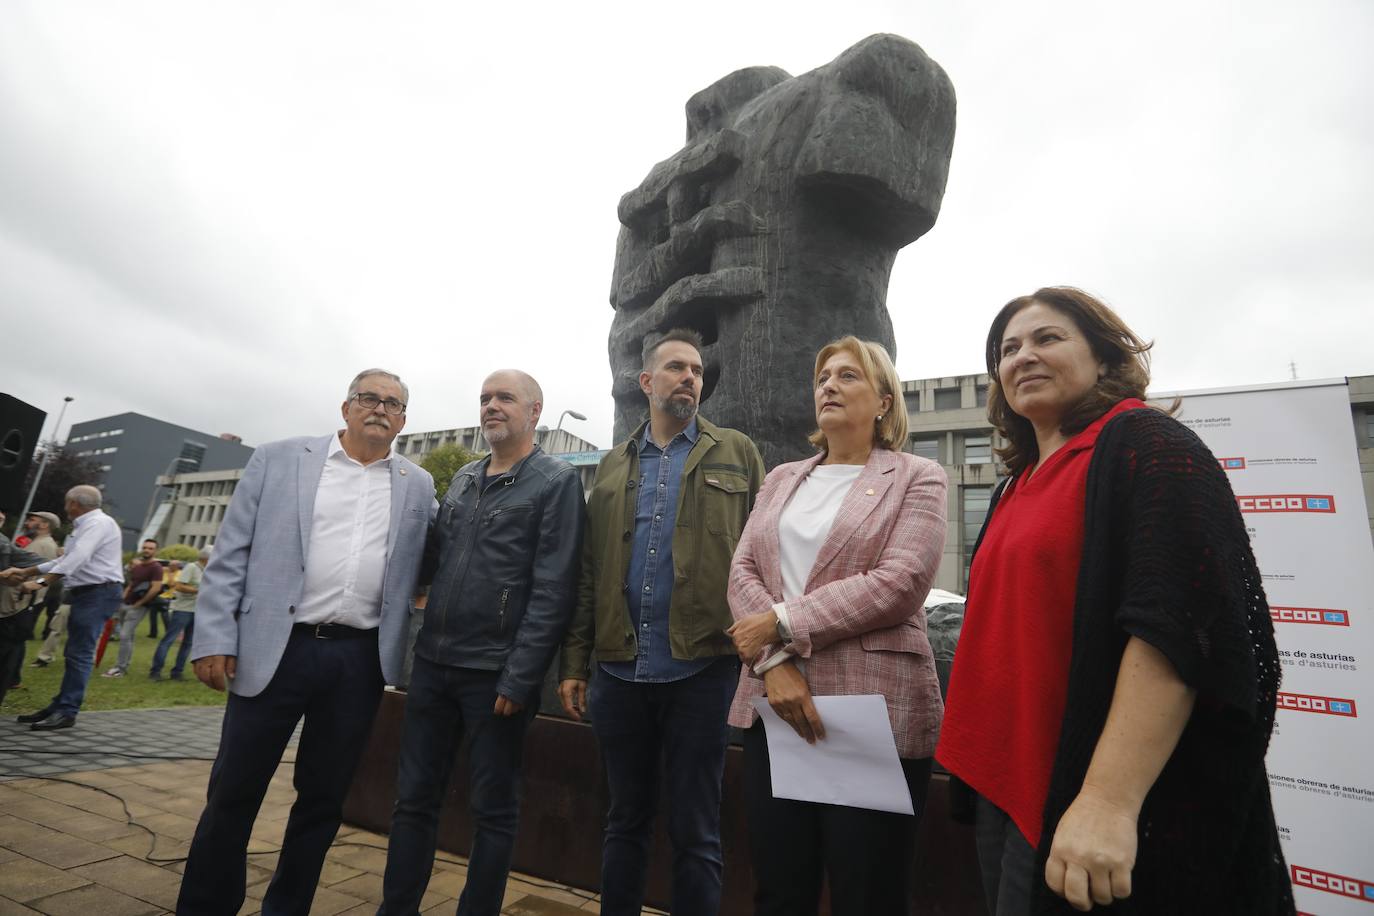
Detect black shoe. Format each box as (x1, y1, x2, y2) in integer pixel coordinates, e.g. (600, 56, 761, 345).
(31, 714, 76, 731)
(148, 672, 163, 681)
(29, 658, 49, 668)
(17, 707, 53, 724)
(169, 672, 184, 681)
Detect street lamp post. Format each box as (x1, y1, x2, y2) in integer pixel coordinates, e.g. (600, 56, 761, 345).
(555, 410, 586, 433)
(16, 396, 74, 526)
(554, 409, 587, 452)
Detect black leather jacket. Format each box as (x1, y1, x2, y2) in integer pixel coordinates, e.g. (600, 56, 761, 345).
(416, 445, 586, 705)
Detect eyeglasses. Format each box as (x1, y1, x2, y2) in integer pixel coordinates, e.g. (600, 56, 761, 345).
(351, 393, 407, 415)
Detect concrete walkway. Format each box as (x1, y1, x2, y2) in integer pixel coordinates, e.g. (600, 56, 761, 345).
(0, 708, 633, 915)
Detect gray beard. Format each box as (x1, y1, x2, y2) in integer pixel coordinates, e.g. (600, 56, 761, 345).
(484, 418, 532, 444)
(652, 394, 698, 421)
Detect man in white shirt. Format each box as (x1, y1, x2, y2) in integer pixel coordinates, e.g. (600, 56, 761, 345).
(175, 369, 436, 916)
(2, 485, 125, 731)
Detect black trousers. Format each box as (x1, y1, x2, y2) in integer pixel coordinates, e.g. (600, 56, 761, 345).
(743, 723, 932, 916)
(177, 629, 384, 916)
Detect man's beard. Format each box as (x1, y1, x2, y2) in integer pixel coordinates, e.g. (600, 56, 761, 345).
(652, 392, 697, 421)
(484, 417, 531, 444)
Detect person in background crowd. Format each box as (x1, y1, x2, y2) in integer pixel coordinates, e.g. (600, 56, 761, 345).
(937, 287, 1292, 914)
(2, 512, 60, 688)
(2, 485, 124, 730)
(149, 548, 207, 681)
(149, 559, 180, 639)
(176, 368, 435, 916)
(379, 369, 585, 916)
(103, 538, 165, 678)
(726, 336, 948, 916)
(559, 329, 764, 916)
(0, 526, 48, 707)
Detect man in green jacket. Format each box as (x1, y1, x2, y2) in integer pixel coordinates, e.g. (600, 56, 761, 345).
(559, 328, 763, 916)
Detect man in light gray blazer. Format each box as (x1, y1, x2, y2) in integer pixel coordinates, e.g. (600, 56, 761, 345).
(177, 368, 435, 916)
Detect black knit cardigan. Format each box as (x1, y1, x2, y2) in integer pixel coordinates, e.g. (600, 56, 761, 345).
(973, 408, 1295, 914)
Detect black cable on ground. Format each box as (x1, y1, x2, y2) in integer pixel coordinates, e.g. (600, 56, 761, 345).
(1, 767, 610, 905)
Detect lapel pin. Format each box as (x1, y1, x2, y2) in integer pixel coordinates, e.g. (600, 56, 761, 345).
(399, 468, 407, 476)
(866, 488, 875, 496)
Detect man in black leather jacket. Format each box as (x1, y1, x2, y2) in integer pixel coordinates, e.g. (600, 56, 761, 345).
(379, 369, 586, 916)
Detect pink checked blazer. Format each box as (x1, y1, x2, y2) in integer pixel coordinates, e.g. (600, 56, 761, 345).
(727, 448, 948, 759)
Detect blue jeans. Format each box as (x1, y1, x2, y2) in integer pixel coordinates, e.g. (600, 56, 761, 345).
(974, 793, 1036, 916)
(380, 657, 537, 916)
(588, 656, 740, 916)
(149, 611, 195, 676)
(49, 582, 122, 718)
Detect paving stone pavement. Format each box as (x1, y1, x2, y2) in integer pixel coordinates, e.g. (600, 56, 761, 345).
(0, 706, 244, 780)
(0, 707, 656, 915)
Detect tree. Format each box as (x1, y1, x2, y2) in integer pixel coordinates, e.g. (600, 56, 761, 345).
(159, 544, 201, 563)
(1, 439, 107, 538)
(419, 444, 482, 500)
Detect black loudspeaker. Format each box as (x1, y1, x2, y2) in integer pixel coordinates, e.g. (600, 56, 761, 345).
(0, 394, 46, 510)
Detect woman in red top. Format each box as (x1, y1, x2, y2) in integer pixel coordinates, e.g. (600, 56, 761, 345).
(937, 288, 1290, 914)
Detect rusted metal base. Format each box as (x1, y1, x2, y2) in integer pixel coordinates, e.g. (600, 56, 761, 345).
(343, 690, 984, 914)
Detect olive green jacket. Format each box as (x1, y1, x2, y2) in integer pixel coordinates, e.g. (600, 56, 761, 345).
(559, 416, 764, 680)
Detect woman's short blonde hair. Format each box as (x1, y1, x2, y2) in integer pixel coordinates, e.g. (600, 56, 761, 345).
(808, 336, 908, 453)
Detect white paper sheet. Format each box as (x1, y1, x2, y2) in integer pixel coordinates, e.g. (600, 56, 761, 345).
(751, 694, 914, 815)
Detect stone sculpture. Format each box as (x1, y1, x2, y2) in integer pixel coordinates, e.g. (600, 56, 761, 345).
(607, 33, 957, 466)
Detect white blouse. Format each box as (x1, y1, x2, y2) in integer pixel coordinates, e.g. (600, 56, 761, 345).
(758, 463, 863, 673)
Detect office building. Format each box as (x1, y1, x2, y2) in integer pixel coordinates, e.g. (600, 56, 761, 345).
(66, 413, 253, 550)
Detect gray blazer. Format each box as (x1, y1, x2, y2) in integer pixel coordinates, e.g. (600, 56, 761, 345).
(191, 434, 436, 697)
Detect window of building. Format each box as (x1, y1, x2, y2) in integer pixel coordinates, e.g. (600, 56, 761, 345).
(910, 437, 941, 463)
(961, 485, 993, 590)
(903, 390, 920, 413)
(976, 385, 988, 407)
(964, 434, 992, 465)
(1366, 410, 1374, 445)
(933, 388, 961, 411)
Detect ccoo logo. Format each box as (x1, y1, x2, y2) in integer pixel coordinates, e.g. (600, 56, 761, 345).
(1277, 692, 1358, 717)
(1236, 494, 1336, 513)
(1291, 864, 1374, 902)
(1271, 607, 1351, 627)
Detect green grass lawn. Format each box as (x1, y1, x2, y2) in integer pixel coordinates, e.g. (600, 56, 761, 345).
(2, 624, 228, 715)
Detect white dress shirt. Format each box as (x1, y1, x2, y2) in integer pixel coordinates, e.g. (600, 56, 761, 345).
(37, 508, 123, 587)
(296, 433, 393, 629)
(756, 463, 862, 674)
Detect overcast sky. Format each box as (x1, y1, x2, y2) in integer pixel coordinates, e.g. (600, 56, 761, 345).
(2, 0, 1370, 451)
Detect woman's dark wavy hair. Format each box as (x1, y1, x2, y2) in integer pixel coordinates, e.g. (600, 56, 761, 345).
(986, 287, 1155, 477)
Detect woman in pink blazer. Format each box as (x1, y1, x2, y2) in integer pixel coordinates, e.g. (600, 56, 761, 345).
(726, 336, 948, 916)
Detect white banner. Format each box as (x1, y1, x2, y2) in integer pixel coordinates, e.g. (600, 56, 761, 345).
(1163, 380, 1374, 913)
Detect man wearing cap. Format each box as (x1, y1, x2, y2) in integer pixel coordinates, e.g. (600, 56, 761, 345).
(176, 368, 434, 916)
(29, 510, 71, 669)
(2, 485, 125, 730)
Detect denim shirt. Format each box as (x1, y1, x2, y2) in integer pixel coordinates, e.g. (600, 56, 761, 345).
(600, 418, 713, 683)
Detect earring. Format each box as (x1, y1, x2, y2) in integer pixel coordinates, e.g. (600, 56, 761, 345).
(876, 414, 884, 422)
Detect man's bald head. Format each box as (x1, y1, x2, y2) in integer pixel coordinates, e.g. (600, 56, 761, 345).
(479, 369, 544, 450)
(483, 369, 543, 407)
